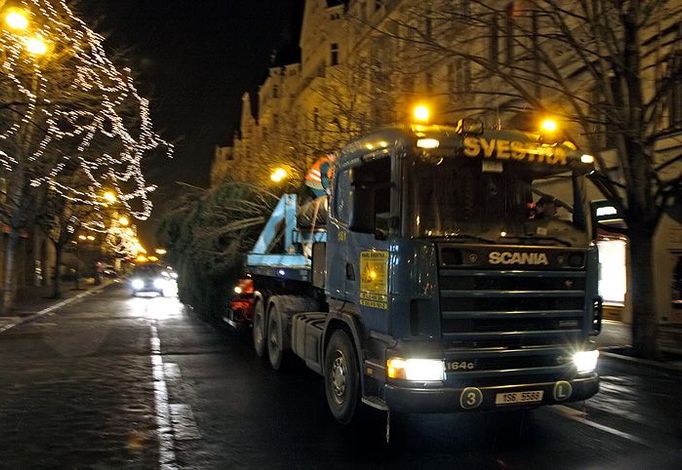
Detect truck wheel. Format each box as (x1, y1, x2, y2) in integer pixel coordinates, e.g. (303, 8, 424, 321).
(267, 302, 284, 370)
(252, 299, 266, 357)
(324, 329, 359, 425)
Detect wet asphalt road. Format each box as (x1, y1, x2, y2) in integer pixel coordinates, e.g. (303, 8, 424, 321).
(0, 283, 680, 469)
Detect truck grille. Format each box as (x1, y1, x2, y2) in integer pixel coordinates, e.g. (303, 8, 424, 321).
(439, 269, 586, 346)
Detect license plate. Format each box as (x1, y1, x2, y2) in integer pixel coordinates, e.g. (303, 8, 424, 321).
(495, 390, 544, 406)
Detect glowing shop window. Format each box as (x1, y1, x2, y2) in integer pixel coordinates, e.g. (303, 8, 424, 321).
(597, 239, 627, 305)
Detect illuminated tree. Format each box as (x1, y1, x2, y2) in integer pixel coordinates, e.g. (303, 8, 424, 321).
(0, 0, 172, 309)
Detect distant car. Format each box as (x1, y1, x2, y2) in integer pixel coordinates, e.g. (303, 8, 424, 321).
(129, 264, 169, 296)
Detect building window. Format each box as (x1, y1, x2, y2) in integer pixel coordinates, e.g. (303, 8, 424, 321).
(489, 13, 499, 71)
(330, 43, 339, 66)
(447, 63, 455, 95)
(458, 60, 472, 93)
(671, 79, 682, 128)
(505, 3, 515, 67)
(425, 72, 433, 92)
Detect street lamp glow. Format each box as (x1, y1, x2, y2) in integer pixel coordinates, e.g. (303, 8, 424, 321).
(118, 216, 130, 227)
(540, 118, 558, 133)
(103, 191, 117, 203)
(155, 248, 167, 255)
(270, 167, 288, 183)
(5, 9, 30, 31)
(413, 105, 431, 123)
(24, 36, 48, 57)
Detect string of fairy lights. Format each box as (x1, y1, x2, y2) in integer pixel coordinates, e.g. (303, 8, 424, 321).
(0, 0, 173, 228)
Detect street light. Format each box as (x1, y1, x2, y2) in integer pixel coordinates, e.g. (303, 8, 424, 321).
(103, 191, 117, 203)
(118, 216, 130, 227)
(155, 248, 167, 255)
(4, 8, 29, 31)
(24, 35, 48, 56)
(270, 167, 288, 183)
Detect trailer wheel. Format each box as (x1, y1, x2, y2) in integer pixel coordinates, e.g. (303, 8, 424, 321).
(267, 302, 284, 370)
(324, 329, 359, 425)
(252, 299, 266, 357)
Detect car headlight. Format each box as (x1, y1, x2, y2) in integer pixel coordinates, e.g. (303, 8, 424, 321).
(131, 279, 144, 290)
(573, 350, 599, 374)
(387, 358, 445, 381)
(153, 278, 166, 289)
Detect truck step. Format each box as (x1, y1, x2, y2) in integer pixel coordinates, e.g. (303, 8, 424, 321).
(362, 396, 389, 411)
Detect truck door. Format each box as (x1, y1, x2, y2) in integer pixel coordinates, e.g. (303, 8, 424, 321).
(345, 156, 393, 333)
(326, 166, 353, 301)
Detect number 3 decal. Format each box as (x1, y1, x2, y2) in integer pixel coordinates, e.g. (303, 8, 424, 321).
(460, 387, 483, 409)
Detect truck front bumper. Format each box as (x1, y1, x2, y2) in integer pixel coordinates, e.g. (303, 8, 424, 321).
(383, 373, 599, 413)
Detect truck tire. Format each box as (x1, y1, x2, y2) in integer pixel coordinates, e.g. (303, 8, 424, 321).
(252, 299, 266, 357)
(267, 302, 285, 370)
(324, 329, 360, 425)
(266, 295, 320, 370)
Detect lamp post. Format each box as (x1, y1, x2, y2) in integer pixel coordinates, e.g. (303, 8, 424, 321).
(0, 6, 53, 312)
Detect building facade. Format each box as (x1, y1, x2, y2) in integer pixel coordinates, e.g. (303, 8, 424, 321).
(213, 0, 682, 350)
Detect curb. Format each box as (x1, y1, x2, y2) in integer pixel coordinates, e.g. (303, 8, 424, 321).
(0, 281, 115, 334)
(599, 350, 682, 373)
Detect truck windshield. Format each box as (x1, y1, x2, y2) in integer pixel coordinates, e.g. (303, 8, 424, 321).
(406, 156, 589, 246)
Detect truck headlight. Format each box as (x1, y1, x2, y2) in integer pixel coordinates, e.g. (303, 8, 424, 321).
(573, 350, 599, 374)
(387, 358, 445, 381)
(153, 278, 166, 289)
(131, 279, 144, 290)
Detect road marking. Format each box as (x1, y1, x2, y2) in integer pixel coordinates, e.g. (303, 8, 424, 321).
(550, 405, 654, 448)
(150, 322, 178, 469)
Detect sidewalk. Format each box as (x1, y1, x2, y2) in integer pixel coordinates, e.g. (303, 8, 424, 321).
(0, 278, 116, 333)
(597, 320, 682, 371)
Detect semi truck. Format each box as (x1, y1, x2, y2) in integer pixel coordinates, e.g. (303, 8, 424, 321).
(241, 120, 602, 425)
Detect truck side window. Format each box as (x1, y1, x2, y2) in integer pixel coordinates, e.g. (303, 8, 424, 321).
(349, 157, 391, 234)
(334, 168, 352, 224)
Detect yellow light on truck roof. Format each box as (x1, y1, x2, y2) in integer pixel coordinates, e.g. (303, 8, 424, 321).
(540, 118, 558, 133)
(413, 105, 430, 123)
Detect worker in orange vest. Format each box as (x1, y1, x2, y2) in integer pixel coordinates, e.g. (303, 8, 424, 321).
(305, 154, 335, 198)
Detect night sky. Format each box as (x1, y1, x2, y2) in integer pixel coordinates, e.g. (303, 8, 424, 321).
(79, 0, 304, 246)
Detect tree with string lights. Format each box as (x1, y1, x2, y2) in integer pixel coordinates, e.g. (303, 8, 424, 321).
(0, 0, 172, 310)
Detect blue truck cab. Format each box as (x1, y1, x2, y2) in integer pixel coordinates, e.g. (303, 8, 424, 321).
(246, 122, 601, 424)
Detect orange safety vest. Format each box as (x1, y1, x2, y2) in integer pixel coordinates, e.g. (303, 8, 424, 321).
(305, 155, 335, 190)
